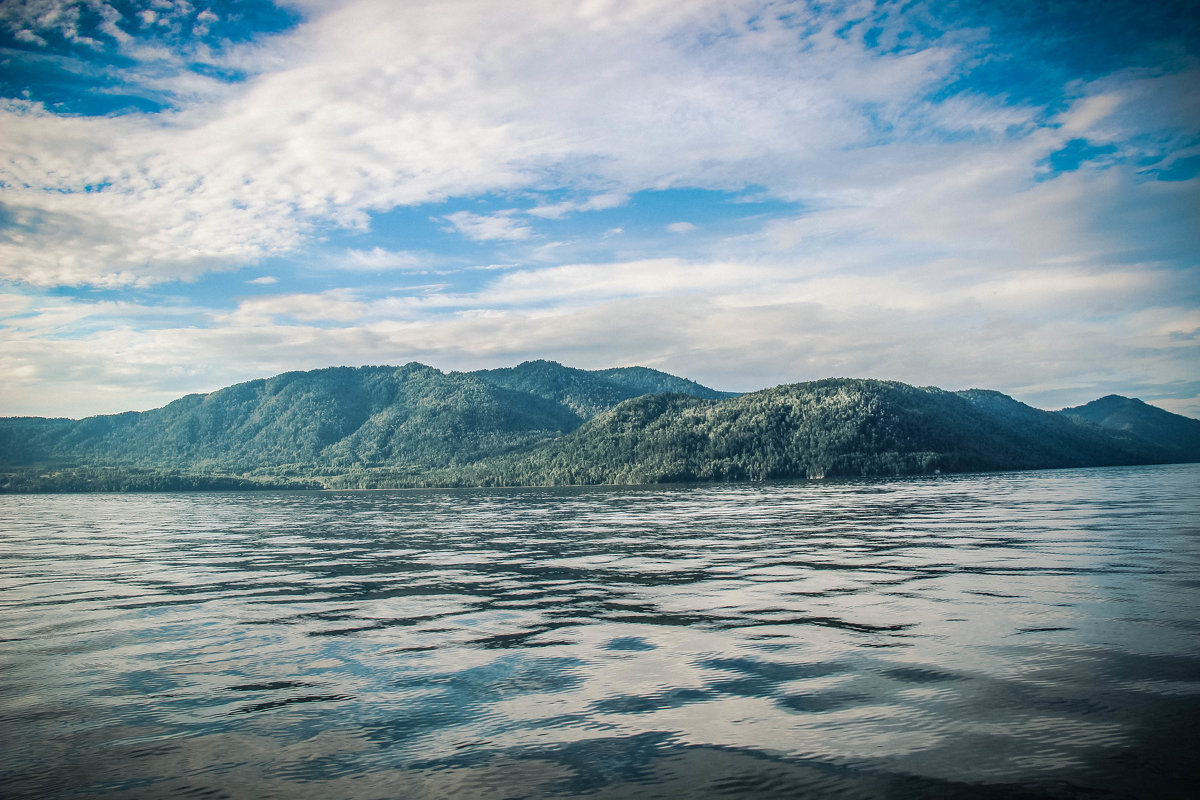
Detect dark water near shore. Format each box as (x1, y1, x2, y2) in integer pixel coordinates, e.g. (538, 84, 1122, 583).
(2, 464, 1198, 799)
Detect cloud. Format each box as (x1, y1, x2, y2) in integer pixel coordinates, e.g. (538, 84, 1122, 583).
(5, 278, 1198, 419)
(5, 235, 1197, 419)
(442, 211, 535, 242)
(2, 0, 1197, 419)
(526, 193, 628, 219)
(0, 1, 120, 50)
(337, 247, 428, 271)
(0, 0, 990, 286)
(247, 276, 278, 285)
(223, 290, 368, 325)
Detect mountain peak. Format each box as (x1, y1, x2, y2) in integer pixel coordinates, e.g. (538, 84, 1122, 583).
(1058, 394, 1200, 460)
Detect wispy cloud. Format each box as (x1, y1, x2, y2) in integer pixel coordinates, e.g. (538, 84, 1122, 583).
(526, 193, 628, 219)
(442, 211, 535, 242)
(0, 0, 996, 286)
(223, 289, 368, 325)
(337, 248, 428, 271)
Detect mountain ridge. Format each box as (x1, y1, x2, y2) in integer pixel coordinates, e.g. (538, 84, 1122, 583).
(1, 361, 1195, 492)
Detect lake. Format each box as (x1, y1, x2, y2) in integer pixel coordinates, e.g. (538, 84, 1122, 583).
(1, 464, 1198, 798)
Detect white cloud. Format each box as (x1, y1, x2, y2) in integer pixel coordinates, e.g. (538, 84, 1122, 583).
(7, 3, 1183, 292)
(667, 221, 696, 233)
(442, 211, 535, 242)
(1059, 68, 1200, 147)
(338, 248, 428, 271)
(0, 0, 989, 286)
(0, 1, 116, 50)
(5, 240, 1197, 418)
(1, 0, 1197, 418)
(223, 290, 368, 325)
(527, 193, 629, 219)
(247, 276, 278, 285)
(1058, 92, 1124, 136)
(471, 258, 765, 306)
(5, 284, 1197, 419)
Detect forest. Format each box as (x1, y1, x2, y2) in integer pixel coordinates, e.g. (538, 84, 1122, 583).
(2, 360, 1196, 492)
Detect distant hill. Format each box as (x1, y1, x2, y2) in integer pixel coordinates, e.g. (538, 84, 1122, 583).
(418, 380, 1173, 488)
(589, 366, 737, 401)
(0, 361, 728, 491)
(0, 363, 583, 475)
(1058, 395, 1200, 463)
(467, 360, 731, 420)
(0, 363, 1195, 492)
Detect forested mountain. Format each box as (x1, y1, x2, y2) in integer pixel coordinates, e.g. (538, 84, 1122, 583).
(1058, 395, 1200, 462)
(409, 379, 1176, 488)
(1, 363, 1195, 492)
(0, 361, 728, 490)
(0, 364, 584, 474)
(467, 360, 731, 420)
(589, 366, 737, 401)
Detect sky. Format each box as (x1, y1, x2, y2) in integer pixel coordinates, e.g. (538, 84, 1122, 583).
(1, 0, 1198, 419)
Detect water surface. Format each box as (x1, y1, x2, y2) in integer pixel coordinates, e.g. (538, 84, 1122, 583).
(2, 464, 1198, 798)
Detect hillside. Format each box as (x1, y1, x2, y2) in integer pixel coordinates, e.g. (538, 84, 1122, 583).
(1, 363, 1195, 492)
(0, 364, 582, 475)
(0, 361, 728, 490)
(1058, 395, 1200, 462)
(411, 380, 1172, 488)
(467, 360, 731, 420)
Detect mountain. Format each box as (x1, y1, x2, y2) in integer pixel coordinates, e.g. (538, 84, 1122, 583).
(1058, 395, 1200, 463)
(589, 366, 737, 401)
(0, 361, 727, 491)
(467, 360, 731, 420)
(418, 379, 1173, 487)
(0, 364, 581, 474)
(1, 363, 1195, 492)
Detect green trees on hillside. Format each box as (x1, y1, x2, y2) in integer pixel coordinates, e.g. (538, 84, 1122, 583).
(1058, 394, 1200, 461)
(0, 363, 1191, 493)
(341, 379, 1172, 489)
(0, 467, 317, 493)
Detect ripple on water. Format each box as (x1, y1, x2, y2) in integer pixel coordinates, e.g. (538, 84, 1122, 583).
(1, 464, 1199, 798)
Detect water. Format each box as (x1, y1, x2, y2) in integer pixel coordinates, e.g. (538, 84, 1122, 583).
(1, 464, 1198, 799)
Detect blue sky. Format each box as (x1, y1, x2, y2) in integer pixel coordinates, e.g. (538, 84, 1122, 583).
(1, 0, 1198, 418)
